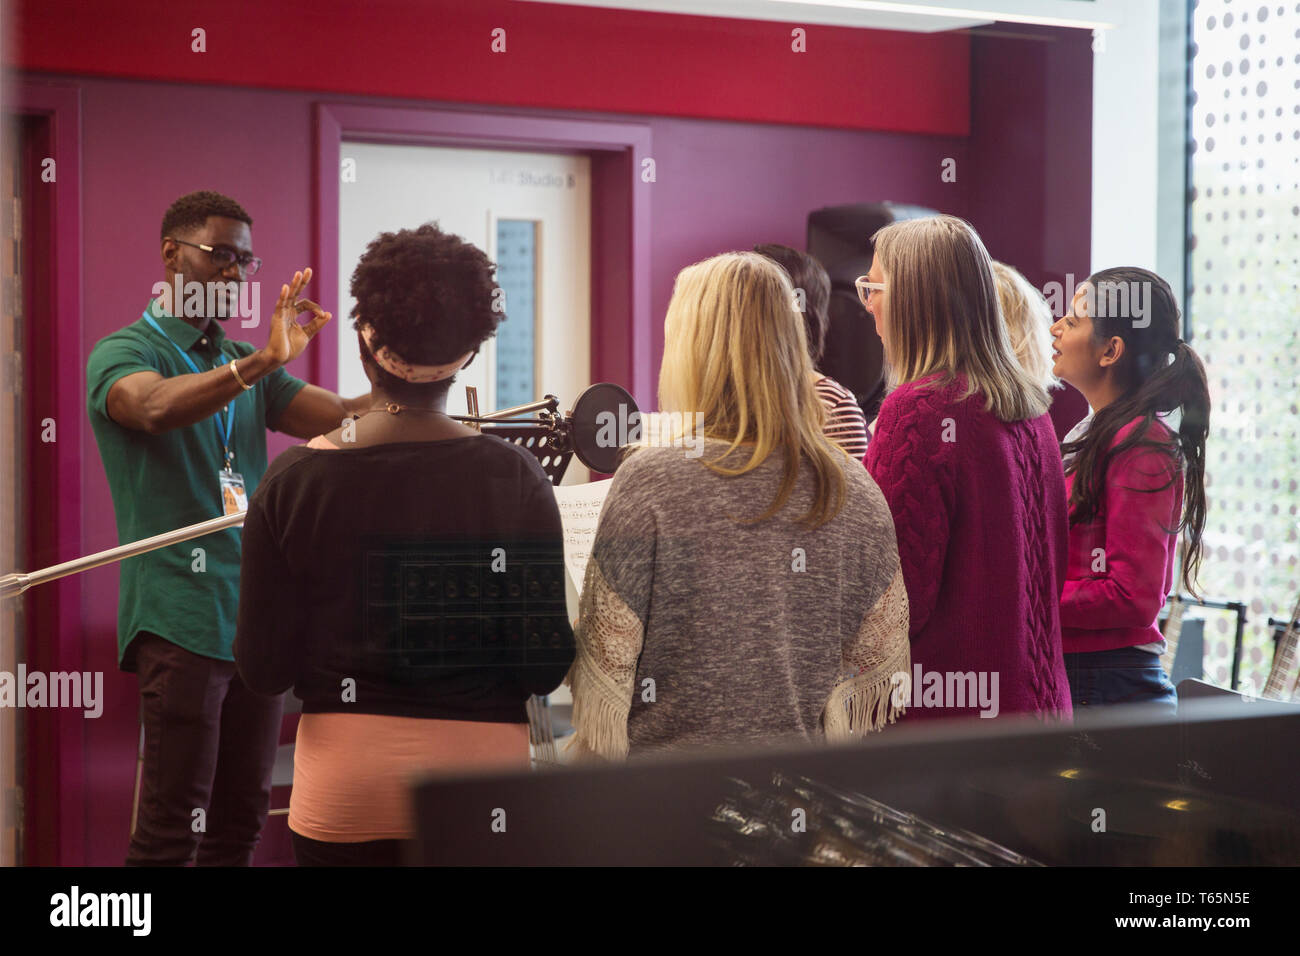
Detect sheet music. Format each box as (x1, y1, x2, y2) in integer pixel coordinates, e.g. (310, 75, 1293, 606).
(551, 479, 612, 596)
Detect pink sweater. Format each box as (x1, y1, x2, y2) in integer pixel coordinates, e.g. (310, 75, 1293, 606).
(865, 374, 1071, 720)
(1060, 418, 1183, 654)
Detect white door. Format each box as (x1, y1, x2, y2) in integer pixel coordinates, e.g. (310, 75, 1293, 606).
(337, 143, 591, 484)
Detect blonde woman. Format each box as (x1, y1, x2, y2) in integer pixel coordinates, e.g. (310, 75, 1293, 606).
(566, 252, 910, 759)
(992, 260, 1060, 392)
(861, 216, 1071, 720)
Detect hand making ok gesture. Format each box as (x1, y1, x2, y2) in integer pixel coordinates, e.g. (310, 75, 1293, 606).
(263, 267, 333, 367)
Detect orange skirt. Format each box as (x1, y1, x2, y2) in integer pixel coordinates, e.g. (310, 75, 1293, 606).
(288, 712, 531, 843)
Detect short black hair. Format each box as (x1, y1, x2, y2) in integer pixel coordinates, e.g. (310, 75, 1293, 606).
(160, 190, 252, 241)
(754, 243, 831, 366)
(350, 222, 502, 403)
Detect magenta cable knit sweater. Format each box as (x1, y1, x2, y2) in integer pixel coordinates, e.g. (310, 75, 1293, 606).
(865, 374, 1072, 721)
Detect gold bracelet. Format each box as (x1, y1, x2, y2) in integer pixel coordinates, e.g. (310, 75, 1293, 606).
(229, 358, 253, 391)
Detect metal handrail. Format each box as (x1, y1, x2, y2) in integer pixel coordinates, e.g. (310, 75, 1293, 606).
(0, 511, 245, 599)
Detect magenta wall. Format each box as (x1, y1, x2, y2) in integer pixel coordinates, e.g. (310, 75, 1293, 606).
(20, 25, 1090, 865)
(968, 25, 1094, 437)
(645, 116, 970, 385)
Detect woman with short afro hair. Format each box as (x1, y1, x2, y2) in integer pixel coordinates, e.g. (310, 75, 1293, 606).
(234, 222, 575, 866)
(347, 222, 502, 406)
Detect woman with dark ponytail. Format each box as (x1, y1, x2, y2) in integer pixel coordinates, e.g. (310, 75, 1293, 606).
(1049, 267, 1210, 714)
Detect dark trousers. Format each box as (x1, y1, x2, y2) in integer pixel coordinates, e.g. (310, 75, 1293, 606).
(291, 832, 412, 867)
(1064, 646, 1179, 717)
(127, 632, 284, 866)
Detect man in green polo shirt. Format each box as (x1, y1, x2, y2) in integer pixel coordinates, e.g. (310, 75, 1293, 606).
(87, 191, 370, 866)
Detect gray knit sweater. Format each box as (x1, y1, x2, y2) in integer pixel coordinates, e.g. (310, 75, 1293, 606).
(566, 439, 910, 759)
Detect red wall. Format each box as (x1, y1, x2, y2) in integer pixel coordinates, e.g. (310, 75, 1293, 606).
(9, 0, 970, 136)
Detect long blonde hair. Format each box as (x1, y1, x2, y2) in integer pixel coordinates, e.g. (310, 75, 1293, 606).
(657, 252, 847, 528)
(872, 216, 1049, 422)
(992, 260, 1060, 392)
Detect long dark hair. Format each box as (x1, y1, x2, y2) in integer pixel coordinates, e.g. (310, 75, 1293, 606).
(753, 243, 831, 366)
(1061, 267, 1210, 595)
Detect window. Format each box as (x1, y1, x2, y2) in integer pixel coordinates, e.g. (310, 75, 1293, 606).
(495, 219, 539, 410)
(1187, 0, 1300, 689)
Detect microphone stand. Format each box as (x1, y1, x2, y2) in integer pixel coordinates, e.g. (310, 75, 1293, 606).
(452, 392, 576, 486)
(452, 395, 561, 425)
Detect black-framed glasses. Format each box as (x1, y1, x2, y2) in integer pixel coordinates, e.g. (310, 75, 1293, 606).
(166, 237, 262, 276)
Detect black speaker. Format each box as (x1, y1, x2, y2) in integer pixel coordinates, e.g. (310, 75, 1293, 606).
(807, 202, 940, 421)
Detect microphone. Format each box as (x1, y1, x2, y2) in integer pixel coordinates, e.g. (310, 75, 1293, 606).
(567, 382, 640, 474)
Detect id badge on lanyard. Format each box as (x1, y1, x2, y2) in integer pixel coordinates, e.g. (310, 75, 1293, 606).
(220, 468, 248, 515)
(142, 308, 247, 514)
(217, 405, 245, 515)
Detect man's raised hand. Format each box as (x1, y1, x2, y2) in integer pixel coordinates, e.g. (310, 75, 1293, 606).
(264, 268, 333, 367)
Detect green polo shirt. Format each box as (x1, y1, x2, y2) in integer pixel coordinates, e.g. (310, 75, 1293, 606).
(87, 300, 308, 668)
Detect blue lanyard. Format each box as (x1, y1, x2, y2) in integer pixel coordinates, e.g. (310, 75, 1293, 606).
(142, 309, 237, 469)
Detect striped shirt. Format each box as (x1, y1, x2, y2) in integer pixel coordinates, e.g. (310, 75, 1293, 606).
(815, 375, 869, 462)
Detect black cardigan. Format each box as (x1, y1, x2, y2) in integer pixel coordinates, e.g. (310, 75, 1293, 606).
(234, 435, 574, 723)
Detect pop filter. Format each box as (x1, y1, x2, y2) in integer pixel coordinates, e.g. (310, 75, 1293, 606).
(567, 383, 640, 474)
